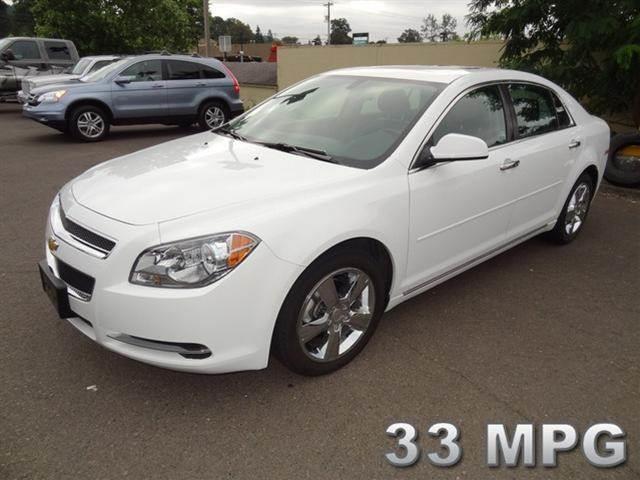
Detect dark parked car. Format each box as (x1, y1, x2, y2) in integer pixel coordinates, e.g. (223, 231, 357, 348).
(0, 37, 79, 101)
(22, 53, 244, 141)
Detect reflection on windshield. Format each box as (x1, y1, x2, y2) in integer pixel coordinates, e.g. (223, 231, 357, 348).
(224, 75, 444, 169)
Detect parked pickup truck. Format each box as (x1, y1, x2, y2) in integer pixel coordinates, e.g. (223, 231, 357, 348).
(17, 55, 121, 103)
(0, 37, 79, 101)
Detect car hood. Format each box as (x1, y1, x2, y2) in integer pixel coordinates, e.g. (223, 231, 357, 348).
(71, 132, 360, 225)
(31, 78, 89, 95)
(28, 74, 79, 86)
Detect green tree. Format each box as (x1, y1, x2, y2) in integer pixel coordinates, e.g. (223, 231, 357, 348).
(330, 17, 351, 44)
(265, 29, 274, 43)
(254, 25, 265, 43)
(398, 28, 422, 43)
(440, 13, 457, 42)
(281, 36, 299, 45)
(32, 0, 201, 55)
(421, 13, 439, 42)
(312, 34, 322, 46)
(11, 0, 36, 36)
(0, 0, 10, 37)
(224, 18, 254, 44)
(468, 0, 640, 128)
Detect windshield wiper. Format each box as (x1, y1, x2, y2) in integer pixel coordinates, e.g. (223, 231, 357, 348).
(214, 125, 248, 142)
(256, 142, 338, 163)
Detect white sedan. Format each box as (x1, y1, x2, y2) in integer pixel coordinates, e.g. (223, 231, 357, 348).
(39, 66, 610, 375)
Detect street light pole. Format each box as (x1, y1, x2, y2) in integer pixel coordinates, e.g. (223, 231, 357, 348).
(203, 0, 211, 56)
(324, 2, 334, 45)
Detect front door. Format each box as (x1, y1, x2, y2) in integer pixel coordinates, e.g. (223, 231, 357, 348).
(405, 85, 516, 293)
(111, 59, 167, 120)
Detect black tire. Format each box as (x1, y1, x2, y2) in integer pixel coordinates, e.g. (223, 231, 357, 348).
(197, 100, 229, 130)
(604, 133, 640, 187)
(68, 105, 110, 142)
(547, 173, 595, 244)
(272, 248, 387, 376)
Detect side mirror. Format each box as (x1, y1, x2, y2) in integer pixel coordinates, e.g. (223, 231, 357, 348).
(1, 49, 16, 62)
(114, 75, 134, 85)
(430, 133, 489, 162)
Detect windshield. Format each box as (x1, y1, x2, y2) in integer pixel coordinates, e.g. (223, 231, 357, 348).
(71, 58, 91, 75)
(81, 58, 128, 82)
(0, 38, 10, 51)
(224, 75, 444, 169)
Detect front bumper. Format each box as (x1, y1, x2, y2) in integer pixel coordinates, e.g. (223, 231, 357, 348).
(16, 90, 28, 104)
(23, 102, 67, 131)
(41, 193, 303, 373)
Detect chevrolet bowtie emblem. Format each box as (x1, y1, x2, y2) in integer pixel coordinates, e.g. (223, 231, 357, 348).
(47, 236, 59, 253)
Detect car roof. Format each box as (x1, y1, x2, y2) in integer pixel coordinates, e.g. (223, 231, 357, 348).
(324, 65, 545, 85)
(82, 55, 120, 61)
(131, 53, 221, 63)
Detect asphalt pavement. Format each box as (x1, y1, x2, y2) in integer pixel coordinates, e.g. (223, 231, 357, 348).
(1, 103, 638, 479)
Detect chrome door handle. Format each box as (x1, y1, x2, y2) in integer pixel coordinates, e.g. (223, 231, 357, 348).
(500, 159, 520, 171)
(568, 140, 581, 149)
(194, 82, 206, 87)
(151, 84, 164, 88)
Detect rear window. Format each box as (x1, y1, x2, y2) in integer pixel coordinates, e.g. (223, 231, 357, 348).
(44, 41, 72, 60)
(202, 65, 225, 79)
(508, 83, 558, 138)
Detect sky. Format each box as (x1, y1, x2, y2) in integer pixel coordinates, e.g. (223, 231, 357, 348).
(210, 0, 472, 43)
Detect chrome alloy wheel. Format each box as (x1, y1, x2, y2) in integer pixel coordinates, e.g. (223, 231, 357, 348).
(77, 112, 105, 139)
(205, 106, 225, 128)
(297, 268, 375, 362)
(565, 183, 591, 235)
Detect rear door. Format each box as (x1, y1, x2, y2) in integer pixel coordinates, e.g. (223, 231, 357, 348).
(164, 59, 205, 116)
(111, 59, 168, 120)
(501, 83, 579, 240)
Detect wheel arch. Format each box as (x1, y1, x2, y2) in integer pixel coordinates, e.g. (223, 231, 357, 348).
(296, 236, 395, 306)
(65, 99, 114, 122)
(198, 96, 231, 114)
(582, 164, 599, 189)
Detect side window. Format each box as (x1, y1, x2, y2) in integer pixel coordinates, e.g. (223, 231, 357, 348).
(550, 90, 573, 129)
(44, 41, 71, 60)
(432, 85, 507, 148)
(167, 60, 201, 80)
(202, 65, 225, 79)
(508, 83, 558, 138)
(9, 40, 41, 60)
(120, 60, 162, 82)
(88, 60, 113, 73)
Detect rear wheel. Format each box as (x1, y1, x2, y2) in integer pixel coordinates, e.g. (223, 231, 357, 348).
(547, 173, 594, 244)
(69, 105, 110, 142)
(273, 249, 386, 376)
(197, 101, 229, 130)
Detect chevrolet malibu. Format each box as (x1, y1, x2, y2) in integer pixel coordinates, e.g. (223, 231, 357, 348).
(38, 66, 610, 376)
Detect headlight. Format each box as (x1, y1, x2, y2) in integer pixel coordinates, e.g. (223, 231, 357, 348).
(130, 232, 260, 288)
(38, 90, 67, 103)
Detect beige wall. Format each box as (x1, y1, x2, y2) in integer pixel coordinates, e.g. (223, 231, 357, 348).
(196, 42, 273, 60)
(240, 84, 277, 109)
(277, 41, 504, 89)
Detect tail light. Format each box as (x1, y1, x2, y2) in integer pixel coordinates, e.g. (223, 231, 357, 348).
(221, 63, 240, 95)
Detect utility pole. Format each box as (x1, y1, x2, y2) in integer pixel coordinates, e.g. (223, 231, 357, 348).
(324, 2, 334, 45)
(203, 0, 211, 57)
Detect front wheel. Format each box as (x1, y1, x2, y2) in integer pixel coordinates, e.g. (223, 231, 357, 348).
(68, 105, 110, 142)
(198, 101, 229, 130)
(272, 249, 386, 376)
(547, 173, 594, 244)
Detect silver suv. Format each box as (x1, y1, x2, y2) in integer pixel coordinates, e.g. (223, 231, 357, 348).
(22, 53, 244, 141)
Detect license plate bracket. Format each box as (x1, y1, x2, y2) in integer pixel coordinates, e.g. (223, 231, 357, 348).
(38, 260, 74, 319)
